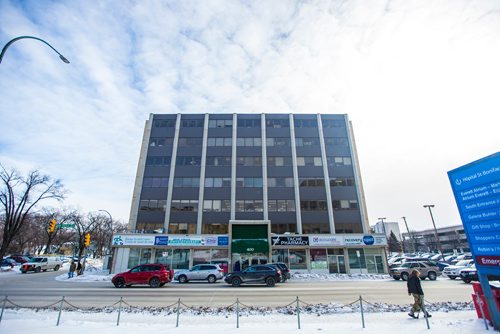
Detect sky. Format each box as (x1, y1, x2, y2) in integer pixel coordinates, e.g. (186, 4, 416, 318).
(0, 0, 499, 232)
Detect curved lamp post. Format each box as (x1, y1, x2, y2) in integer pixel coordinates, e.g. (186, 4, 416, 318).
(0, 35, 70, 64)
(423, 204, 444, 260)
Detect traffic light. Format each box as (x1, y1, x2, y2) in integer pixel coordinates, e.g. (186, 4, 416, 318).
(47, 219, 57, 233)
(84, 233, 91, 247)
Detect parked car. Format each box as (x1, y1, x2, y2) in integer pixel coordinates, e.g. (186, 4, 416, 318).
(174, 264, 224, 283)
(443, 260, 474, 279)
(268, 262, 291, 282)
(450, 253, 473, 265)
(1, 258, 16, 268)
(6, 255, 31, 264)
(112, 264, 173, 288)
(459, 265, 478, 283)
(390, 261, 440, 281)
(20, 257, 63, 273)
(224, 264, 282, 287)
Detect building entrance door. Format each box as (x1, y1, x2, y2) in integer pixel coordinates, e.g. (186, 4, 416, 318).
(231, 253, 268, 271)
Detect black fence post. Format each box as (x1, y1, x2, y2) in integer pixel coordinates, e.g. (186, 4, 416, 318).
(116, 297, 123, 326)
(56, 296, 64, 326)
(296, 296, 301, 329)
(236, 298, 240, 328)
(0, 296, 7, 323)
(176, 298, 181, 328)
(359, 296, 365, 328)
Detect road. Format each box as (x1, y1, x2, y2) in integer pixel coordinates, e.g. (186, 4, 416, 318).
(0, 268, 475, 308)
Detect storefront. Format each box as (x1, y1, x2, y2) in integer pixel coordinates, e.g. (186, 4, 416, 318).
(111, 233, 387, 275)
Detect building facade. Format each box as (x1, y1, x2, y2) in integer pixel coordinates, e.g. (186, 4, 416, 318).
(112, 113, 387, 275)
(372, 221, 403, 241)
(402, 224, 470, 254)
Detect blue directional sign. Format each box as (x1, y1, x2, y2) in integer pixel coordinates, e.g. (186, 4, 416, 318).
(448, 152, 500, 276)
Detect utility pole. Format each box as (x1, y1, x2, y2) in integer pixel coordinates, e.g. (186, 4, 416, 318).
(423, 205, 444, 260)
(401, 216, 416, 253)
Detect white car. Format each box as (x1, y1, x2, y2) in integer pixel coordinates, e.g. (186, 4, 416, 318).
(20, 256, 63, 273)
(442, 259, 474, 279)
(174, 264, 224, 283)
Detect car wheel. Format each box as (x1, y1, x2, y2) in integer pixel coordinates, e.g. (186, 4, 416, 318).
(54, 265, 60, 271)
(35, 267, 41, 273)
(392, 276, 400, 280)
(265, 277, 276, 287)
(282, 277, 287, 283)
(463, 279, 471, 284)
(428, 272, 437, 281)
(159, 283, 166, 287)
(42, 269, 47, 272)
(401, 272, 409, 281)
(449, 276, 456, 280)
(231, 277, 242, 287)
(207, 275, 216, 283)
(178, 275, 188, 283)
(149, 277, 161, 288)
(114, 278, 125, 288)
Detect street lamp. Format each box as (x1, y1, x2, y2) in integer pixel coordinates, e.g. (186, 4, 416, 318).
(423, 204, 444, 260)
(377, 217, 388, 238)
(0, 36, 70, 64)
(401, 216, 417, 253)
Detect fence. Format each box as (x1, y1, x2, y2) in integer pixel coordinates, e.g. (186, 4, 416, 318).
(0, 295, 475, 330)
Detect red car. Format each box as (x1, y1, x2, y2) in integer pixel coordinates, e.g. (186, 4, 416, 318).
(112, 264, 173, 288)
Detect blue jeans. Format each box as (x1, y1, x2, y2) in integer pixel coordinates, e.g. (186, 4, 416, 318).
(68, 271, 74, 278)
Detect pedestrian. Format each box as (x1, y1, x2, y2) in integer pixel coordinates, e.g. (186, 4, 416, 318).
(68, 260, 76, 279)
(234, 260, 240, 272)
(77, 261, 82, 276)
(407, 269, 432, 318)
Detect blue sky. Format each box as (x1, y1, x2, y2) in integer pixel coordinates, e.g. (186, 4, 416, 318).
(1, 0, 499, 232)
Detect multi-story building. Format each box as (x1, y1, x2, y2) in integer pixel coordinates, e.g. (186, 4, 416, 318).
(372, 221, 403, 241)
(111, 113, 388, 275)
(402, 224, 470, 254)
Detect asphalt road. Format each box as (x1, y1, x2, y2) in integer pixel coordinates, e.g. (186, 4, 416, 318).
(0, 268, 475, 308)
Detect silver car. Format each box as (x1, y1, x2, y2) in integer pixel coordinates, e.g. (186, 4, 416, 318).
(174, 264, 224, 283)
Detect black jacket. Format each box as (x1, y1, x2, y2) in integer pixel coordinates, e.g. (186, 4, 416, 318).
(407, 274, 424, 295)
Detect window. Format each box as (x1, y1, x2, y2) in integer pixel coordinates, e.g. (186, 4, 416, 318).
(327, 156, 352, 166)
(267, 177, 294, 187)
(154, 120, 175, 127)
(206, 156, 232, 166)
(203, 200, 231, 212)
(143, 177, 169, 187)
(267, 156, 292, 166)
(235, 200, 263, 212)
(324, 137, 348, 146)
(171, 200, 198, 212)
(266, 137, 290, 146)
(236, 156, 261, 166)
(204, 177, 231, 187)
(208, 119, 233, 128)
(236, 178, 263, 187)
(329, 178, 355, 187)
(176, 156, 201, 166)
(332, 200, 358, 210)
(296, 157, 322, 166)
(173, 178, 200, 187)
(237, 119, 261, 128)
(268, 200, 295, 212)
(322, 119, 344, 128)
(295, 137, 320, 147)
(300, 200, 327, 211)
(181, 119, 204, 127)
(146, 156, 171, 166)
(139, 200, 167, 211)
(178, 138, 202, 146)
(294, 119, 317, 128)
(207, 137, 232, 146)
(299, 178, 325, 187)
(236, 137, 262, 147)
(149, 138, 173, 147)
(266, 119, 289, 128)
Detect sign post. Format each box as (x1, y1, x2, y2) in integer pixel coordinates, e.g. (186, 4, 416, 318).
(448, 152, 500, 330)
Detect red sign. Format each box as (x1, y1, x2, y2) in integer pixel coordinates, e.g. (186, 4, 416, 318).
(476, 255, 500, 266)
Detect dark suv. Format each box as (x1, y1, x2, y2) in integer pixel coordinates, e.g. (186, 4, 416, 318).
(268, 263, 291, 282)
(224, 264, 282, 287)
(112, 264, 173, 288)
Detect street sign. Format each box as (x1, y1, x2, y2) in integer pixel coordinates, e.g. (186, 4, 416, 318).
(58, 223, 75, 228)
(448, 151, 500, 329)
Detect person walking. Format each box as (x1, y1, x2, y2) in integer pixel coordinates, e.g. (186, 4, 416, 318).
(68, 260, 76, 279)
(407, 269, 432, 318)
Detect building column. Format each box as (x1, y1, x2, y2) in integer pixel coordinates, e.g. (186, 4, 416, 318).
(128, 114, 153, 230)
(196, 114, 209, 234)
(163, 114, 182, 232)
(345, 116, 370, 233)
(231, 114, 237, 220)
(317, 114, 335, 234)
(261, 114, 269, 221)
(289, 114, 302, 234)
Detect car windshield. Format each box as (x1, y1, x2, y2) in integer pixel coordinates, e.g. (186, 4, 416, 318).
(456, 260, 472, 266)
(32, 258, 44, 262)
(399, 263, 412, 268)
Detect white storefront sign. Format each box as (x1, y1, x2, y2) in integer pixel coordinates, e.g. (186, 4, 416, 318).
(309, 235, 344, 246)
(112, 235, 155, 246)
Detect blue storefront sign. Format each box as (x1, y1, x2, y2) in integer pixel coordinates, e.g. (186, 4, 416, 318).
(154, 236, 169, 246)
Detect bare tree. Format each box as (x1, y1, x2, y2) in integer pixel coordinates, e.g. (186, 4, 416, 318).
(64, 210, 101, 261)
(0, 165, 66, 260)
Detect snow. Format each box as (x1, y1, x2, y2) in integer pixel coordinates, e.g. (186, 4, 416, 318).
(0, 308, 489, 333)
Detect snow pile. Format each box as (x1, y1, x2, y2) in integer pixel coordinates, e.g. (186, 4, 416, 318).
(292, 272, 391, 281)
(55, 259, 113, 282)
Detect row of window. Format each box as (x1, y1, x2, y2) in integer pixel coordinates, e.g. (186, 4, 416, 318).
(141, 199, 358, 212)
(146, 156, 352, 167)
(149, 138, 173, 147)
(143, 177, 169, 187)
(173, 178, 200, 187)
(152, 118, 345, 129)
(299, 177, 355, 187)
(208, 137, 232, 147)
(204, 177, 231, 187)
(178, 138, 203, 146)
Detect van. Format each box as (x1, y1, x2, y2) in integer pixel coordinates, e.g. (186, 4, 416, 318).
(20, 256, 63, 273)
